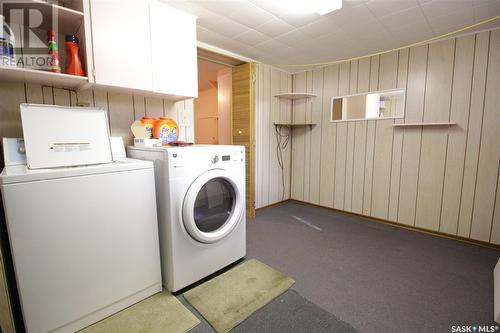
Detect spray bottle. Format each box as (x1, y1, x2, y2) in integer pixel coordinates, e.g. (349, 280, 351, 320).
(0, 14, 16, 67)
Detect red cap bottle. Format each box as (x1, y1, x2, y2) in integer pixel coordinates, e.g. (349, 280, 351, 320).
(47, 30, 61, 73)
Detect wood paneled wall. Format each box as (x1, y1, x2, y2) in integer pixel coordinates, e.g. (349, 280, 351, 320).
(255, 64, 293, 209)
(290, 30, 500, 245)
(232, 63, 256, 217)
(0, 82, 195, 166)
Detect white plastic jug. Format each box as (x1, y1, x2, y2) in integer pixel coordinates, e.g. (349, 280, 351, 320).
(0, 14, 16, 67)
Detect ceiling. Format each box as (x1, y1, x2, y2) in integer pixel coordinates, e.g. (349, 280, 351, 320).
(198, 58, 229, 91)
(164, 0, 500, 71)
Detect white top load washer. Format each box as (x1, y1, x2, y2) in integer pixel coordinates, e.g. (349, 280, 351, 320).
(127, 145, 246, 292)
(0, 104, 162, 333)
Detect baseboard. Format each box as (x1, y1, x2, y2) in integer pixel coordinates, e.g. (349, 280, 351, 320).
(255, 199, 291, 212)
(260, 199, 500, 251)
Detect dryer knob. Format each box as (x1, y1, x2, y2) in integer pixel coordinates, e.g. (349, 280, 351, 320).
(211, 155, 219, 164)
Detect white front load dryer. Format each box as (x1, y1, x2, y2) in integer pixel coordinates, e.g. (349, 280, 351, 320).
(127, 145, 246, 292)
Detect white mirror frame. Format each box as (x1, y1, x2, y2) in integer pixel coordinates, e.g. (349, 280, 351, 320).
(330, 88, 406, 123)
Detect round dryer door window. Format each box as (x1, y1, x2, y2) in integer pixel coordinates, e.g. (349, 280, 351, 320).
(182, 169, 244, 243)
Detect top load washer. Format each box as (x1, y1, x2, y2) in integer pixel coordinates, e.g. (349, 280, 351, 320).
(0, 103, 162, 332)
(127, 145, 246, 292)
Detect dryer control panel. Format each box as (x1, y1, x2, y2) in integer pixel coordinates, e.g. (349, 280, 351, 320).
(210, 151, 244, 165)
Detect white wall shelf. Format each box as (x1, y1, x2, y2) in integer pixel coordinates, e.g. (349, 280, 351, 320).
(274, 93, 317, 99)
(274, 122, 317, 126)
(392, 122, 457, 127)
(0, 66, 88, 90)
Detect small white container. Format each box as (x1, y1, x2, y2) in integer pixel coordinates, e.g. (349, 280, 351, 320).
(133, 138, 162, 148)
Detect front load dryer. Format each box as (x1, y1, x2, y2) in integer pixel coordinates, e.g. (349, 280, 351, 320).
(128, 145, 246, 292)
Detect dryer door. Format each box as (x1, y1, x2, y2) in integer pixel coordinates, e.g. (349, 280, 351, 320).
(182, 169, 244, 243)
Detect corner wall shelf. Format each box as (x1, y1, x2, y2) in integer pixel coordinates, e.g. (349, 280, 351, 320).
(274, 93, 317, 99)
(392, 122, 457, 127)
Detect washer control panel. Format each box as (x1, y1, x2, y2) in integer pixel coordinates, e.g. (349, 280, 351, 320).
(211, 155, 219, 164)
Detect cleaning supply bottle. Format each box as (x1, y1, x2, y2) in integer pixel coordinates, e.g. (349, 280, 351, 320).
(47, 30, 61, 73)
(65, 34, 84, 76)
(0, 14, 16, 67)
(140, 116, 157, 138)
(153, 117, 179, 145)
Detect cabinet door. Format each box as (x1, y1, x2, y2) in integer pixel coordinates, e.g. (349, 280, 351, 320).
(150, 1, 198, 98)
(90, 0, 153, 91)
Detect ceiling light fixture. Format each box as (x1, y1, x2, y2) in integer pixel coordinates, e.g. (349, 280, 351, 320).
(287, 0, 343, 15)
(311, 0, 343, 15)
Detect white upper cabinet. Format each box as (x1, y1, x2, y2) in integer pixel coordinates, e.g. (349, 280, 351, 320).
(90, 0, 153, 92)
(89, 0, 198, 99)
(150, 1, 198, 98)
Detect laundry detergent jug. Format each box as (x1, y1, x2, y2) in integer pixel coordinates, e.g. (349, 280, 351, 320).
(141, 116, 157, 138)
(153, 117, 179, 145)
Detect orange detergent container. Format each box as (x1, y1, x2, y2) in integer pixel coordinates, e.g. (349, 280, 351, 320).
(141, 116, 157, 138)
(153, 117, 179, 145)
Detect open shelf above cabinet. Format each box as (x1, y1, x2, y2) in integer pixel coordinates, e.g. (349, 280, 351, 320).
(30, 0, 84, 35)
(0, 0, 90, 90)
(274, 122, 317, 126)
(0, 66, 88, 89)
(274, 93, 317, 99)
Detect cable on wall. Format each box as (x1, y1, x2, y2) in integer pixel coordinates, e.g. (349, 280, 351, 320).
(275, 124, 291, 200)
(270, 15, 500, 69)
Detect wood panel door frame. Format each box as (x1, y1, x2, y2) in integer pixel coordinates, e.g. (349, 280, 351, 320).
(232, 62, 256, 218)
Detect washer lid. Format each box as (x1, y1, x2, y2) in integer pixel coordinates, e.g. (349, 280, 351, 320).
(20, 104, 113, 169)
(182, 169, 244, 243)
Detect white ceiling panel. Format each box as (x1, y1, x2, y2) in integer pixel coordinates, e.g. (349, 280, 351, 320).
(275, 29, 310, 46)
(226, 2, 275, 27)
(420, 0, 473, 19)
(203, 16, 251, 38)
(365, 0, 420, 17)
(254, 38, 291, 54)
(299, 16, 343, 38)
(254, 18, 296, 38)
(474, 1, 500, 21)
(164, 0, 500, 72)
(233, 29, 270, 46)
(427, 8, 475, 34)
(278, 11, 324, 28)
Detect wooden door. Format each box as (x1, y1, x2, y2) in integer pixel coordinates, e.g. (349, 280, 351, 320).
(232, 63, 255, 218)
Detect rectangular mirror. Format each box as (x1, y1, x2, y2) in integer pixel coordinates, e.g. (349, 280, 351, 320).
(331, 88, 405, 122)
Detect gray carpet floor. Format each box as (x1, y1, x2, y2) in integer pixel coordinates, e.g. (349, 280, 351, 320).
(181, 288, 358, 333)
(246, 202, 500, 332)
(178, 201, 500, 332)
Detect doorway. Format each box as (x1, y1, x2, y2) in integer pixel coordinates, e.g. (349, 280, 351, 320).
(195, 58, 231, 144)
(194, 48, 256, 218)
